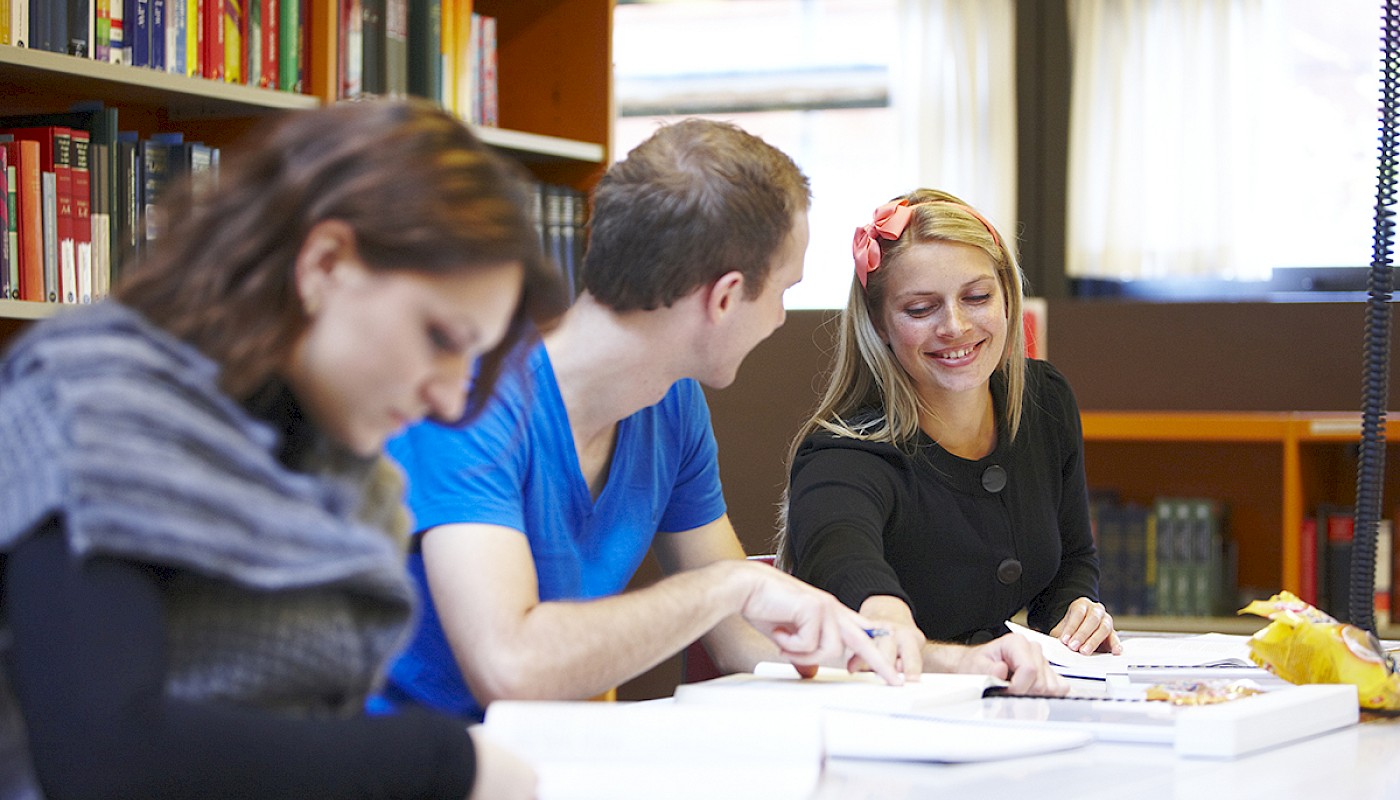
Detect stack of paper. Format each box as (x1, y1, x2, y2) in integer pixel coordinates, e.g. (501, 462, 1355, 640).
(480, 700, 822, 800)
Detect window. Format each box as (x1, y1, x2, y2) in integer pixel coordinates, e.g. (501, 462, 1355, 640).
(1065, 0, 1383, 294)
(613, 0, 902, 310)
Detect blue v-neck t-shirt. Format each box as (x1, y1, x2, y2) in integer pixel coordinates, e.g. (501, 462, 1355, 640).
(377, 343, 727, 719)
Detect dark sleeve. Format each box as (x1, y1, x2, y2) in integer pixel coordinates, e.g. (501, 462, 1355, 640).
(1026, 364, 1101, 631)
(786, 441, 913, 612)
(4, 520, 476, 800)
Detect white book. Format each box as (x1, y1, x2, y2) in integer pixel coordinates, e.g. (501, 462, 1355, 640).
(918, 682, 1358, 759)
(674, 661, 1002, 714)
(9, 1, 26, 48)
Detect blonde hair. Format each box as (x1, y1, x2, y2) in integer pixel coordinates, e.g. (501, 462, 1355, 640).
(774, 188, 1026, 569)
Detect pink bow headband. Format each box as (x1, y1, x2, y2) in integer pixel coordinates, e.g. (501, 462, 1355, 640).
(852, 199, 1004, 288)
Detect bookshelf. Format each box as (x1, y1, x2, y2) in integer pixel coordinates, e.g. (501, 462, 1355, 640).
(1081, 411, 1400, 635)
(0, 0, 614, 325)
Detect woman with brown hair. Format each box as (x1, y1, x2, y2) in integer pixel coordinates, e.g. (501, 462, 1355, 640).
(0, 99, 564, 799)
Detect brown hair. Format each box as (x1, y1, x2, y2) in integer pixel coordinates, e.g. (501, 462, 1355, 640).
(581, 118, 811, 311)
(115, 98, 566, 416)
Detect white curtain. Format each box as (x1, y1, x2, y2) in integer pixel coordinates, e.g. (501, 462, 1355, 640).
(1065, 0, 1281, 281)
(894, 0, 1019, 242)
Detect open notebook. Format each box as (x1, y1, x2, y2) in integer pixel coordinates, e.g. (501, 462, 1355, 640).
(674, 662, 1092, 763)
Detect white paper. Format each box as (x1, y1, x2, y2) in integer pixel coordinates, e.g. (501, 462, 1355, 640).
(1005, 621, 1258, 680)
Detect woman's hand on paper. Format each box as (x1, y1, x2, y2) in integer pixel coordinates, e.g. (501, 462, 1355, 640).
(1050, 597, 1123, 655)
(944, 634, 1069, 696)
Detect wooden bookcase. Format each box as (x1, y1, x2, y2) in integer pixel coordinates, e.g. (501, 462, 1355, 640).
(0, 0, 613, 327)
(1081, 411, 1400, 634)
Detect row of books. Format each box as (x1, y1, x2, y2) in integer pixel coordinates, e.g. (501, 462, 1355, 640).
(1300, 504, 1393, 627)
(532, 182, 586, 301)
(1, 104, 218, 304)
(1090, 493, 1237, 618)
(339, 0, 497, 124)
(1, 1, 306, 92)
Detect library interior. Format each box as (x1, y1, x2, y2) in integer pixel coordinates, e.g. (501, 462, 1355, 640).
(2, 1, 1400, 798)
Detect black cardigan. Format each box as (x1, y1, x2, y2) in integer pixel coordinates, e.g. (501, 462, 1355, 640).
(787, 359, 1101, 643)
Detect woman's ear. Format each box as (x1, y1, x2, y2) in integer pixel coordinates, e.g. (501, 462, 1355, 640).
(294, 220, 358, 316)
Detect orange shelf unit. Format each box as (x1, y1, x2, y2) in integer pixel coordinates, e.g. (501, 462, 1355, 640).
(1080, 411, 1400, 600)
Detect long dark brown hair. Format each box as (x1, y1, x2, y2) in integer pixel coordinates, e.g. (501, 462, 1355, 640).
(116, 98, 566, 416)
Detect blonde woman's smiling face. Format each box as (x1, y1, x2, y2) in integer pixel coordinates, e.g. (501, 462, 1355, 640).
(877, 241, 1007, 405)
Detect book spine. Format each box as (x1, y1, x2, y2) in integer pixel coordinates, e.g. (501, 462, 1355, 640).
(1325, 508, 1355, 622)
(89, 140, 109, 299)
(131, 0, 148, 66)
(0, 145, 8, 300)
(1299, 517, 1318, 606)
(277, 0, 295, 91)
(384, 0, 406, 96)
(202, 0, 224, 79)
(9, 1, 25, 48)
(4, 161, 15, 300)
(108, 0, 124, 61)
(479, 13, 495, 126)
(10, 141, 42, 302)
(185, 0, 198, 75)
(258, 0, 276, 88)
(1152, 499, 1174, 615)
(437, 0, 451, 109)
(167, 0, 182, 73)
(40, 171, 55, 301)
(70, 130, 91, 303)
(67, 0, 90, 56)
(29, 0, 50, 53)
(360, 0, 383, 95)
(114, 133, 139, 283)
(95, 0, 110, 59)
(150, 0, 164, 69)
(53, 128, 75, 304)
(224, 0, 243, 84)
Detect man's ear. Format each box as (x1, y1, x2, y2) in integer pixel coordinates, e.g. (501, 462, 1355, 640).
(703, 270, 746, 322)
(294, 220, 357, 316)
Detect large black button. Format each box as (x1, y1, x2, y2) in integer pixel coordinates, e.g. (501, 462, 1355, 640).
(981, 465, 1007, 493)
(997, 558, 1023, 585)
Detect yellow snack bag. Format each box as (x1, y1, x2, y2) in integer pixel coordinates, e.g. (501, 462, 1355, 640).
(1239, 591, 1400, 711)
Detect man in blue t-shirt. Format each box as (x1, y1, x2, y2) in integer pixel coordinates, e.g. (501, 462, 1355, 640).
(379, 120, 1062, 721)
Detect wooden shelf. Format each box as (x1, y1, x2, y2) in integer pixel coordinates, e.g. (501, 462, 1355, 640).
(1081, 411, 1399, 608)
(0, 300, 61, 321)
(0, 44, 317, 119)
(475, 126, 606, 164)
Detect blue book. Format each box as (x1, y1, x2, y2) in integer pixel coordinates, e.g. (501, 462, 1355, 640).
(130, 0, 149, 67)
(150, 0, 165, 71)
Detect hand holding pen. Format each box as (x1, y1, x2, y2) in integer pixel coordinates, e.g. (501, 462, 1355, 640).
(733, 560, 904, 686)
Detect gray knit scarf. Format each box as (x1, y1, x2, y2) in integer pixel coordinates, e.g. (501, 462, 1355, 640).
(0, 302, 419, 799)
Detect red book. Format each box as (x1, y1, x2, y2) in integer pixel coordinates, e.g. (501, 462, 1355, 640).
(70, 130, 93, 304)
(204, 0, 226, 80)
(3, 140, 45, 303)
(261, 0, 279, 89)
(1299, 517, 1317, 606)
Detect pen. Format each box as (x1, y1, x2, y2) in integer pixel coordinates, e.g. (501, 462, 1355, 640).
(863, 627, 891, 638)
